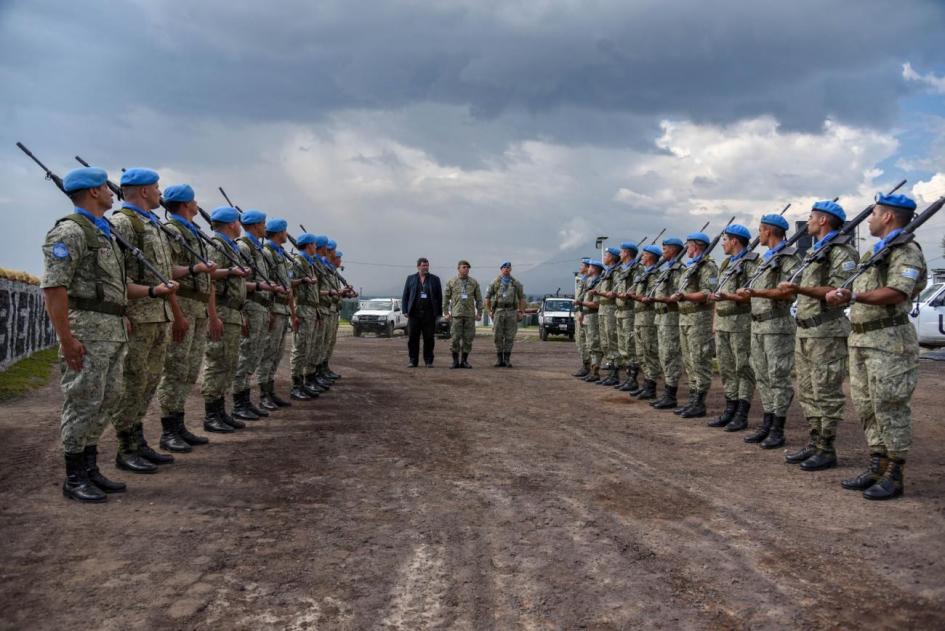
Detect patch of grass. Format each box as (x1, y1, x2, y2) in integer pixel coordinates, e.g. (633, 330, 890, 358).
(0, 347, 58, 401)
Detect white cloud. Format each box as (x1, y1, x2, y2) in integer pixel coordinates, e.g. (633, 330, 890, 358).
(913, 173, 945, 204)
(902, 62, 945, 94)
(557, 217, 594, 251)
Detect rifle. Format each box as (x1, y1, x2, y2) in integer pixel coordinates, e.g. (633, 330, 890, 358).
(17, 142, 173, 288)
(787, 180, 906, 284)
(74, 157, 213, 269)
(646, 220, 710, 297)
(840, 194, 945, 290)
(299, 223, 354, 291)
(680, 216, 735, 282)
(715, 203, 791, 294)
(216, 187, 288, 290)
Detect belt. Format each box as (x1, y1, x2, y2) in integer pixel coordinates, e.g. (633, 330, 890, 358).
(275, 296, 290, 305)
(752, 308, 790, 323)
(218, 295, 245, 311)
(68, 297, 126, 317)
(616, 305, 632, 311)
(851, 312, 909, 334)
(249, 294, 272, 307)
(717, 305, 752, 318)
(654, 304, 678, 314)
(679, 303, 713, 315)
(796, 308, 845, 329)
(176, 287, 210, 304)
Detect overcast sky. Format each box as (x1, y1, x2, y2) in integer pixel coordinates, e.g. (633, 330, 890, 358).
(2, 0, 944, 294)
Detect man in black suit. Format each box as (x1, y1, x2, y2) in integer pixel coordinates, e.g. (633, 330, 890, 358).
(401, 257, 443, 367)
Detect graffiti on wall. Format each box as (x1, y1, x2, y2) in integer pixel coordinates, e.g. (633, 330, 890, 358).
(0, 278, 57, 371)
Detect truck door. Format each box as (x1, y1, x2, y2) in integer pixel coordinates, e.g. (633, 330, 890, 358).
(916, 285, 945, 345)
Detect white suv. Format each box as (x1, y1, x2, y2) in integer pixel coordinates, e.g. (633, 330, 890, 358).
(911, 282, 945, 347)
(537, 297, 575, 341)
(351, 298, 408, 338)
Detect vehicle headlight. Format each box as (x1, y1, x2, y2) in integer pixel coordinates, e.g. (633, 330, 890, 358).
(352, 315, 359, 322)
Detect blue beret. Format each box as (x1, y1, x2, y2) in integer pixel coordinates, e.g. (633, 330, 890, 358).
(580, 257, 591, 264)
(63, 167, 108, 193)
(687, 232, 711, 244)
(265, 218, 288, 233)
(163, 184, 194, 203)
(663, 237, 684, 248)
(643, 244, 662, 257)
(326, 239, 337, 250)
(620, 241, 638, 252)
(605, 247, 620, 257)
(314, 235, 329, 248)
(724, 223, 751, 241)
(812, 200, 845, 221)
(761, 214, 789, 231)
(875, 193, 917, 211)
(588, 259, 604, 269)
(210, 206, 239, 223)
(500, 260, 512, 269)
(120, 167, 159, 187)
(296, 232, 317, 246)
(240, 209, 266, 225)
(335, 250, 343, 258)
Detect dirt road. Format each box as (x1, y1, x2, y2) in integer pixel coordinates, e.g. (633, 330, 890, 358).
(1, 331, 944, 629)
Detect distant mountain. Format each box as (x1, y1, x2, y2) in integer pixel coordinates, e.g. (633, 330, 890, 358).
(515, 244, 590, 298)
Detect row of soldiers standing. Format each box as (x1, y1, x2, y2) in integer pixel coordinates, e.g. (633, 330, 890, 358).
(41, 166, 354, 504)
(574, 195, 929, 501)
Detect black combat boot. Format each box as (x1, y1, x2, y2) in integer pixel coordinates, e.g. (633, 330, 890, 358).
(259, 383, 280, 411)
(618, 365, 639, 392)
(742, 412, 772, 442)
(674, 390, 696, 415)
(841, 453, 888, 491)
(314, 369, 333, 388)
(760, 416, 785, 449)
(204, 399, 235, 433)
(494, 353, 506, 367)
(304, 373, 325, 396)
(573, 362, 590, 378)
(218, 398, 246, 429)
(785, 427, 819, 464)
(680, 391, 708, 418)
(135, 425, 175, 464)
(63, 452, 107, 503)
(246, 390, 269, 418)
(83, 445, 125, 493)
(233, 389, 260, 420)
(651, 385, 678, 409)
(268, 381, 292, 407)
(451, 352, 461, 369)
(599, 367, 619, 386)
(724, 400, 751, 432)
(159, 415, 192, 453)
(863, 459, 905, 500)
(461, 353, 472, 368)
(290, 375, 312, 401)
(176, 412, 208, 446)
(504, 352, 512, 367)
(325, 363, 341, 379)
(708, 399, 737, 428)
(635, 379, 657, 400)
(115, 430, 158, 473)
(584, 365, 601, 383)
(800, 436, 837, 471)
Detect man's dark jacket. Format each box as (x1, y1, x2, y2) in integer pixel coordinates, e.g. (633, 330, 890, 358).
(402, 273, 443, 318)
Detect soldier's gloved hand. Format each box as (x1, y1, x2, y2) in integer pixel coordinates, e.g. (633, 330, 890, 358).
(60, 334, 86, 372)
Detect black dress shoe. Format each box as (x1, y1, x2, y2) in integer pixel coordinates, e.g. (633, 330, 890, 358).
(800, 450, 837, 471)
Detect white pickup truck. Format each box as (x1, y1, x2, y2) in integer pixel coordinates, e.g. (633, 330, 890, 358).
(351, 298, 408, 338)
(911, 282, 945, 347)
(537, 297, 576, 341)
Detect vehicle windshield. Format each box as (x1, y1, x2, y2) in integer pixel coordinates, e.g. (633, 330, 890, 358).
(544, 299, 573, 312)
(361, 299, 394, 311)
(918, 283, 943, 303)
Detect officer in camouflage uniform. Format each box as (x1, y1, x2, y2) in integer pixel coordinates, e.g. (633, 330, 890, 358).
(485, 261, 526, 367)
(628, 246, 663, 399)
(736, 214, 800, 449)
(313, 240, 344, 384)
(288, 233, 321, 400)
(648, 237, 684, 410)
(43, 167, 174, 502)
(572, 258, 591, 377)
(305, 236, 335, 393)
(777, 201, 858, 471)
(443, 259, 483, 369)
(612, 243, 641, 392)
(111, 168, 188, 474)
(592, 248, 621, 385)
(200, 207, 249, 432)
(827, 193, 928, 500)
(156, 184, 220, 453)
(707, 224, 755, 431)
(576, 260, 605, 381)
(670, 232, 719, 418)
(323, 243, 351, 380)
(257, 218, 299, 410)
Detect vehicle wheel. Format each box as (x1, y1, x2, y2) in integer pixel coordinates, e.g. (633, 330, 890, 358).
(385, 322, 394, 338)
(568, 332, 575, 341)
(352, 325, 361, 337)
(539, 327, 548, 341)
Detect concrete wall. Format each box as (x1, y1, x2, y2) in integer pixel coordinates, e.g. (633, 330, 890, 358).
(0, 277, 57, 371)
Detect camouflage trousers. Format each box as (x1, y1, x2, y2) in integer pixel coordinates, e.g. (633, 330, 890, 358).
(634, 323, 660, 381)
(584, 312, 602, 367)
(598, 304, 618, 368)
(157, 316, 207, 415)
(615, 310, 637, 368)
(493, 308, 518, 353)
(327, 312, 340, 360)
(291, 316, 317, 378)
(716, 328, 754, 401)
(849, 345, 918, 459)
(795, 336, 847, 445)
(750, 332, 795, 416)
(59, 341, 127, 454)
(450, 316, 476, 354)
(309, 317, 329, 371)
(575, 316, 589, 364)
(679, 314, 714, 393)
(112, 321, 169, 438)
(657, 323, 681, 387)
(201, 322, 242, 400)
(233, 304, 269, 391)
(258, 313, 290, 384)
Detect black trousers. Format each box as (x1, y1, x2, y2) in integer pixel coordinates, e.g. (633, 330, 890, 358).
(407, 310, 436, 364)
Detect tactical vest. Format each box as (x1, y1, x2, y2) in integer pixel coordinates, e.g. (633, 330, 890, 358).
(56, 213, 127, 316)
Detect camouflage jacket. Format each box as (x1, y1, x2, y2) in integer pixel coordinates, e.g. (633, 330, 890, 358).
(795, 240, 858, 339)
(111, 207, 174, 324)
(443, 276, 483, 318)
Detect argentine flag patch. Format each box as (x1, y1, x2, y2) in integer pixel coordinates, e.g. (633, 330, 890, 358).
(842, 261, 855, 272)
(902, 267, 919, 281)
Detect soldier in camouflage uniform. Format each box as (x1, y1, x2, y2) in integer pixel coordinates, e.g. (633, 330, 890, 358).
(257, 218, 299, 410)
(288, 233, 322, 400)
(576, 260, 605, 381)
(304, 236, 335, 393)
(669, 232, 719, 418)
(628, 246, 663, 399)
(592, 248, 621, 385)
(311, 240, 344, 384)
(827, 193, 928, 500)
(323, 243, 352, 380)
(648, 238, 684, 410)
(43, 167, 174, 502)
(777, 201, 858, 471)
(110, 168, 189, 474)
(707, 224, 756, 431)
(612, 243, 641, 392)
(200, 207, 249, 432)
(155, 184, 220, 453)
(736, 214, 800, 449)
(572, 258, 592, 377)
(443, 260, 483, 369)
(485, 261, 526, 367)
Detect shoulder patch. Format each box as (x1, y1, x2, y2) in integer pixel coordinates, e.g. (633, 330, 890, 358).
(842, 261, 855, 272)
(52, 242, 70, 259)
(708, 277, 717, 286)
(902, 267, 919, 281)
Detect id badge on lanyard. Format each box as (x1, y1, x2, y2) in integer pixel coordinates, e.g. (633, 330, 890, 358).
(460, 279, 468, 300)
(419, 277, 428, 300)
